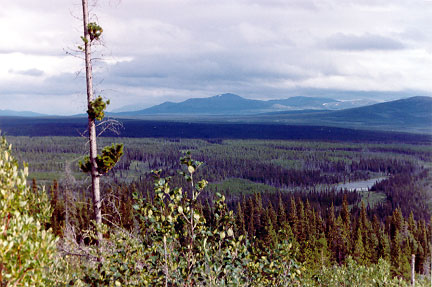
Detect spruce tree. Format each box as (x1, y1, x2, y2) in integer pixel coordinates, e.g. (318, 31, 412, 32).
(391, 229, 403, 277)
(289, 197, 299, 238)
(297, 198, 306, 243)
(264, 208, 278, 247)
(305, 199, 314, 239)
(341, 194, 350, 226)
(353, 226, 366, 265)
(276, 193, 287, 231)
(49, 180, 63, 236)
(236, 201, 246, 235)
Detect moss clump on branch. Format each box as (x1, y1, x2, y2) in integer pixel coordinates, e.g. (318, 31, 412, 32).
(78, 22, 103, 50)
(87, 96, 110, 121)
(87, 22, 103, 41)
(80, 143, 124, 175)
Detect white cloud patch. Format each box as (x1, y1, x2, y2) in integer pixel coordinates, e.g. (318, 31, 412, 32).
(9, 68, 44, 77)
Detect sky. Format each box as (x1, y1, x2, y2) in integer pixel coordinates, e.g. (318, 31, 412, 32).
(1, 0, 432, 115)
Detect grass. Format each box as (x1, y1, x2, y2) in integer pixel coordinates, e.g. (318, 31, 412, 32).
(208, 178, 278, 194)
(358, 191, 387, 207)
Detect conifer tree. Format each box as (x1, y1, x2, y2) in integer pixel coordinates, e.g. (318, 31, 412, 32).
(264, 208, 278, 247)
(353, 226, 366, 265)
(297, 198, 306, 243)
(378, 229, 391, 262)
(289, 197, 299, 237)
(247, 197, 256, 237)
(391, 229, 403, 277)
(236, 201, 246, 235)
(253, 194, 265, 240)
(408, 211, 417, 234)
(391, 208, 404, 238)
(341, 194, 350, 226)
(359, 201, 370, 231)
(277, 193, 288, 231)
(267, 204, 278, 230)
(309, 208, 318, 241)
(326, 203, 336, 248)
(339, 214, 351, 263)
(304, 199, 314, 240)
(49, 180, 63, 236)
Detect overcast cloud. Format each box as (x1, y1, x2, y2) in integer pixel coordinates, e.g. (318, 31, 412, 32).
(0, 0, 431, 115)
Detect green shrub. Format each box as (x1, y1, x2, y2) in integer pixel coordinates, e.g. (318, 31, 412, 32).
(58, 153, 303, 286)
(301, 256, 418, 287)
(0, 136, 57, 286)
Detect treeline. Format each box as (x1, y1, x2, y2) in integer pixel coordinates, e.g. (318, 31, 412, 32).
(234, 193, 431, 278)
(4, 135, 431, 285)
(8, 136, 432, 282)
(2, 117, 432, 143)
(371, 170, 431, 220)
(47, 176, 431, 280)
(8, 137, 430, 181)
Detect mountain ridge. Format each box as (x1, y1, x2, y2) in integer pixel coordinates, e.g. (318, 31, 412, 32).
(0, 109, 46, 117)
(109, 95, 432, 134)
(1, 95, 430, 134)
(252, 96, 432, 133)
(112, 93, 376, 116)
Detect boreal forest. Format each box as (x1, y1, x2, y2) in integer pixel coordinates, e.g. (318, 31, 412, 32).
(2, 134, 432, 286)
(2, 0, 432, 286)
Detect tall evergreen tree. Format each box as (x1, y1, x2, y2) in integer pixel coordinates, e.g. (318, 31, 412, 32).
(289, 197, 299, 238)
(236, 201, 246, 235)
(277, 193, 287, 231)
(341, 194, 350, 227)
(353, 226, 366, 265)
(297, 198, 306, 243)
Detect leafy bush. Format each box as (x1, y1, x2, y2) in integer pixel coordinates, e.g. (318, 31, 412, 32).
(301, 256, 427, 287)
(0, 136, 57, 286)
(56, 153, 303, 286)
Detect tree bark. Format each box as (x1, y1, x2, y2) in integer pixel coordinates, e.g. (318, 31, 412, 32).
(411, 254, 415, 287)
(81, 0, 102, 245)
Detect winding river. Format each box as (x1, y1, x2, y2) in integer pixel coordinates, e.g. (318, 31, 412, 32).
(336, 177, 387, 191)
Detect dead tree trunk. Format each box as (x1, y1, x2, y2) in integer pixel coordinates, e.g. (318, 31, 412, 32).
(81, 0, 102, 245)
(411, 254, 415, 287)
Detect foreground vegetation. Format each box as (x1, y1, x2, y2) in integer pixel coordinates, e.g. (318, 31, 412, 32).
(2, 136, 432, 285)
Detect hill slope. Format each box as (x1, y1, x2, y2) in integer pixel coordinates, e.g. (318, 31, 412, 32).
(113, 94, 351, 116)
(256, 96, 432, 133)
(323, 96, 431, 124)
(0, 109, 46, 117)
(126, 93, 269, 115)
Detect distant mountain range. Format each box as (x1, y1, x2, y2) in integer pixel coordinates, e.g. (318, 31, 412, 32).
(1, 94, 430, 134)
(110, 95, 432, 134)
(0, 109, 46, 117)
(111, 94, 378, 116)
(250, 96, 432, 133)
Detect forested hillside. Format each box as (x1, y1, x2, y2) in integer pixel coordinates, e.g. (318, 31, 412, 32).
(2, 135, 432, 285)
(1, 117, 431, 144)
